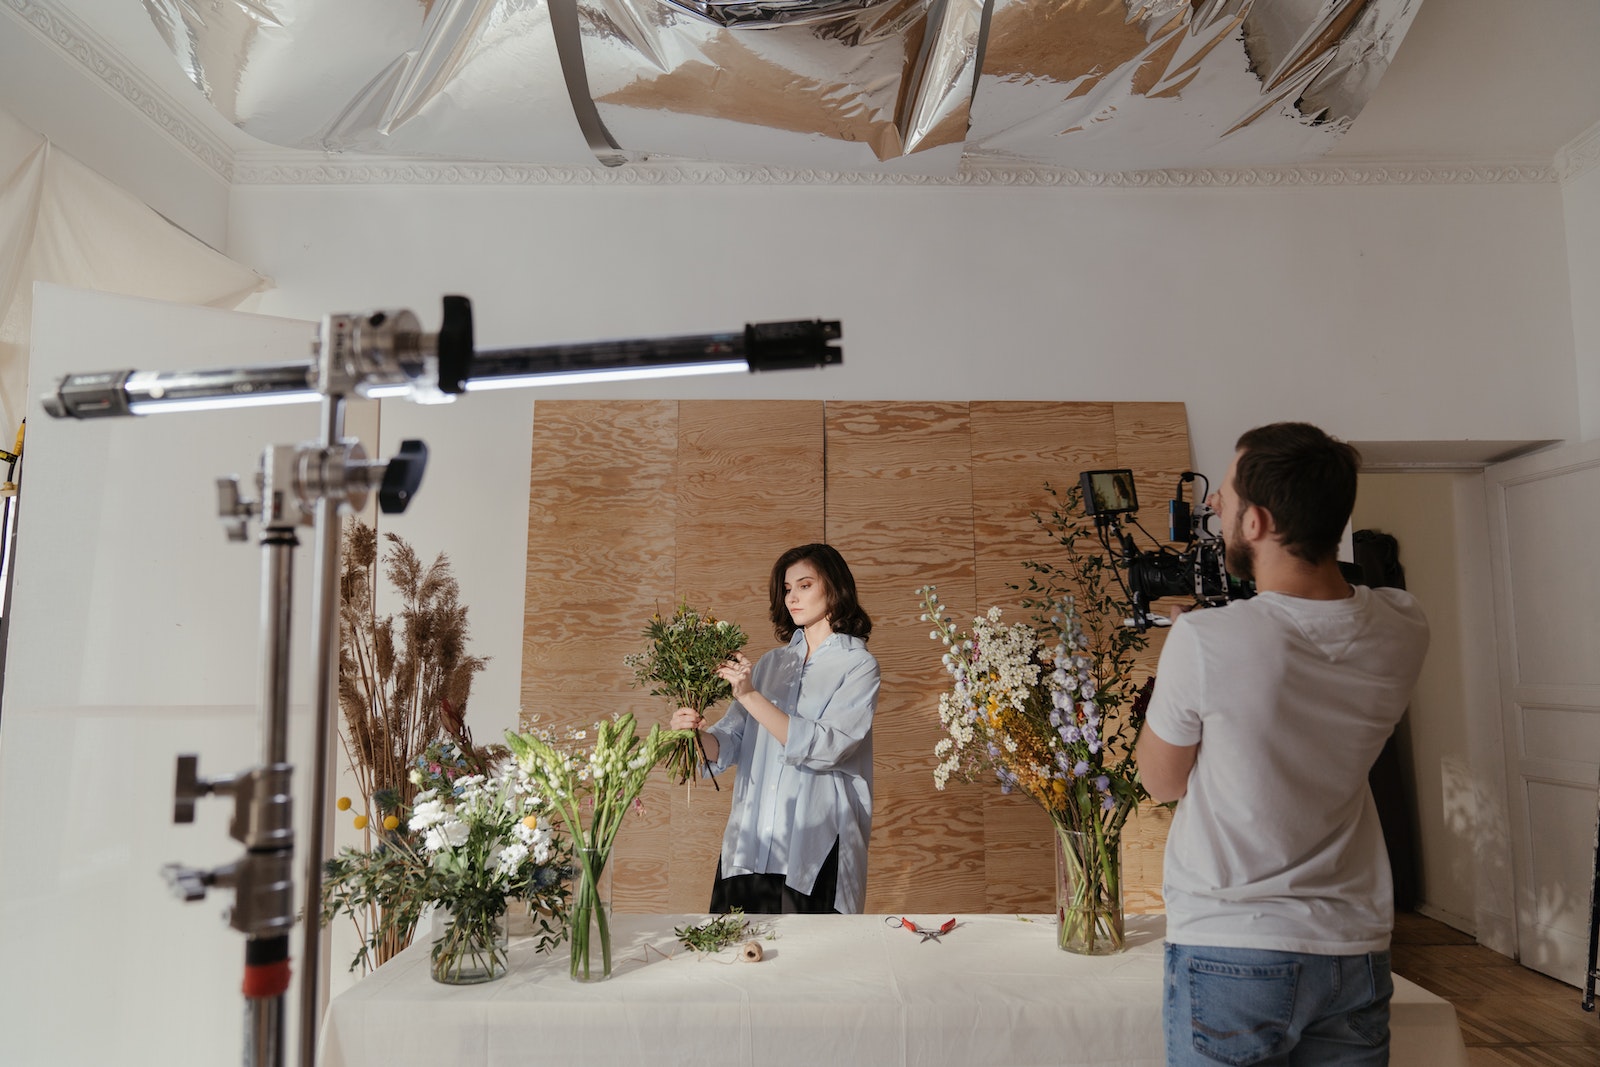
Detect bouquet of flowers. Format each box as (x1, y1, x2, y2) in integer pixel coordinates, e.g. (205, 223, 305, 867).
(625, 603, 748, 791)
(321, 756, 570, 984)
(506, 714, 691, 980)
(918, 484, 1154, 953)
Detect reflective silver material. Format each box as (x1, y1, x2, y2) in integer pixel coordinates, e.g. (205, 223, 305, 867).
(581, 0, 985, 169)
(968, 0, 1423, 169)
(141, 0, 1423, 171)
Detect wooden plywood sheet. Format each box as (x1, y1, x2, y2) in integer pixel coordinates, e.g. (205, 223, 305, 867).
(522, 401, 677, 721)
(521, 399, 1189, 919)
(824, 402, 977, 913)
(660, 399, 825, 912)
(969, 401, 1119, 612)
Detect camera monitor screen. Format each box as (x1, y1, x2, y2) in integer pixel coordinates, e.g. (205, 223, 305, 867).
(1080, 469, 1138, 516)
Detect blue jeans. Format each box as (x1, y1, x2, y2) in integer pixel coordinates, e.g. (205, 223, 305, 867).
(1163, 943, 1393, 1066)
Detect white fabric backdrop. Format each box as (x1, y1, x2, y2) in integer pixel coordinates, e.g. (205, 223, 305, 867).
(0, 105, 268, 442)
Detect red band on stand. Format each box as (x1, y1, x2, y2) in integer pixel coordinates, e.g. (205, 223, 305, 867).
(242, 959, 292, 998)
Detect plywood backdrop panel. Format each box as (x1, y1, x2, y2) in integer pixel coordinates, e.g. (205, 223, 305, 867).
(651, 400, 824, 912)
(522, 400, 1191, 916)
(824, 402, 981, 913)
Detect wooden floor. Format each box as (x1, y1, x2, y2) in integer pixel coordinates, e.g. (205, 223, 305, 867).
(1391, 911, 1599, 1066)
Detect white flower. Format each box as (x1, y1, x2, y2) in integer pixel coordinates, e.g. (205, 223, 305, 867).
(495, 842, 529, 875)
(408, 797, 446, 832)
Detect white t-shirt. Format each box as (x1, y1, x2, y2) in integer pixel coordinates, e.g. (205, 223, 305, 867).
(1146, 586, 1429, 954)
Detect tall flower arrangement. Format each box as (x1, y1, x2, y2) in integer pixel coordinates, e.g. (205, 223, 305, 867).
(625, 603, 748, 791)
(505, 714, 691, 980)
(321, 757, 570, 984)
(918, 484, 1154, 953)
(335, 521, 489, 966)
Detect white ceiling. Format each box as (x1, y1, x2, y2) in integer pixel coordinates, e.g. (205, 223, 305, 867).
(15, 0, 1600, 172)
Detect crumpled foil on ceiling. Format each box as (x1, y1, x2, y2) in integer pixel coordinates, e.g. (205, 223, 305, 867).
(141, 0, 1423, 172)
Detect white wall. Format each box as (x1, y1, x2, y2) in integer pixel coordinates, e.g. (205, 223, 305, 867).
(230, 178, 1579, 484)
(1352, 473, 1514, 954)
(225, 176, 1580, 735)
(1, 287, 326, 1065)
(1561, 140, 1600, 441)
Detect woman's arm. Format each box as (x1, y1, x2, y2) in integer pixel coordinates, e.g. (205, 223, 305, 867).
(783, 656, 878, 770)
(718, 652, 791, 746)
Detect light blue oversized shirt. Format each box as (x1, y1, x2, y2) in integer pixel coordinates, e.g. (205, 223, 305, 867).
(704, 629, 878, 914)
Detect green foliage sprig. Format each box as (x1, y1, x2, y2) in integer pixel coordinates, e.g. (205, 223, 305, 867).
(674, 909, 771, 954)
(625, 602, 748, 787)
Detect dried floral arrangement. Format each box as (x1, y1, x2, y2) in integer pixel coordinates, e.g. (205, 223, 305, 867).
(334, 520, 489, 966)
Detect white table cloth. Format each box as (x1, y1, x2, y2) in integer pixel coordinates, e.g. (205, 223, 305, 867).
(319, 914, 1469, 1067)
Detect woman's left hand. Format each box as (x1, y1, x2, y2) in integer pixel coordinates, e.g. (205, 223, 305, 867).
(718, 652, 755, 699)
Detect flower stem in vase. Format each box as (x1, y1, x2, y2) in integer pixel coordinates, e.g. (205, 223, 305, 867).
(1054, 823, 1125, 956)
(570, 844, 614, 982)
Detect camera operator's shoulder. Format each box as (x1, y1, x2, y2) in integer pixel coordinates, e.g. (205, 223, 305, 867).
(1367, 586, 1430, 634)
(1171, 596, 1275, 642)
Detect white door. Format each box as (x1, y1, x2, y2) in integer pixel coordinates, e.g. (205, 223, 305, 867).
(1485, 438, 1600, 986)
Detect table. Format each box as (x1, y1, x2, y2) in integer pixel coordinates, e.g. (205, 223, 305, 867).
(319, 914, 1469, 1066)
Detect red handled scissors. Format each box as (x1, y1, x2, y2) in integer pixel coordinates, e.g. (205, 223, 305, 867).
(886, 916, 957, 943)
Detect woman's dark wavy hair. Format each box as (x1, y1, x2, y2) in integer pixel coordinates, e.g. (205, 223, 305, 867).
(1234, 422, 1361, 565)
(768, 543, 872, 643)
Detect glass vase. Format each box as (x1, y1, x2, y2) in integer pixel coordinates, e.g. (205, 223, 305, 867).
(1054, 823, 1125, 955)
(429, 905, 509, 985)
(570, 845, 614, 982)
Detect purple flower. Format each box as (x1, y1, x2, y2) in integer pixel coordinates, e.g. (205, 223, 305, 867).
(1094, 775, 1110, 793)
(1062, 726, 1081, 744)
(1073, 760, 1089, 777)
(1101, 795, 1117, 813)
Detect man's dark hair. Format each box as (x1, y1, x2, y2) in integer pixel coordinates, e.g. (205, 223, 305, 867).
(769, 543, 872, 642)
(1233, 422, 1361, 564)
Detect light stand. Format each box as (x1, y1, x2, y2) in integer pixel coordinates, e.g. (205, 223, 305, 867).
(41, 297, 841, 1066)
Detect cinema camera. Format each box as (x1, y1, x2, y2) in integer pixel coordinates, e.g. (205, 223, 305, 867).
(1078, 468, 1253, 630)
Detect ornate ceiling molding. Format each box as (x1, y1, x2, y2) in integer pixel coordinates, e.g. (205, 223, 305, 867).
(1556, 119, 1600, 184)
(232, 154, 1556, 189)
(6, 0, 234, 181)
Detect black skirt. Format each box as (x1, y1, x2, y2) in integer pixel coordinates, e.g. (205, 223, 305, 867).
(708, 838, 841, 915)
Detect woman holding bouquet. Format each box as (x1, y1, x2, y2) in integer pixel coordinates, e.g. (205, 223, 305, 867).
(670, 543, 879, 914)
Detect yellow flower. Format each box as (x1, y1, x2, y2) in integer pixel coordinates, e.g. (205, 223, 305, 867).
(353, 814, 369, 830)
(382, 815, 400, 831)
(521, 815, 540, 830)
(336, 796, 352, 811)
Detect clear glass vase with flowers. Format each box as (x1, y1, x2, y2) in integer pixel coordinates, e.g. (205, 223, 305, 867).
(918, 485, 1154, 954)
(505, 714, 691, 981)
(321, 756, 570, 984)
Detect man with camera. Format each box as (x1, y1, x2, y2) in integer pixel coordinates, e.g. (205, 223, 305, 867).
(1136, 422, 1429, 1066)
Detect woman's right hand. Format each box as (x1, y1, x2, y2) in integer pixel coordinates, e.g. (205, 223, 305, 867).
(670, 707, 705, 731)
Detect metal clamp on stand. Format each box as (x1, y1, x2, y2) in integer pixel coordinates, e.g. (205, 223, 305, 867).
(165, 424, 431, 1067)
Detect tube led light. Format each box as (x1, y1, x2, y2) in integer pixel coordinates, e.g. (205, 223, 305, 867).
(461, 359, 747, 391)
(126, 391, 325, 415)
